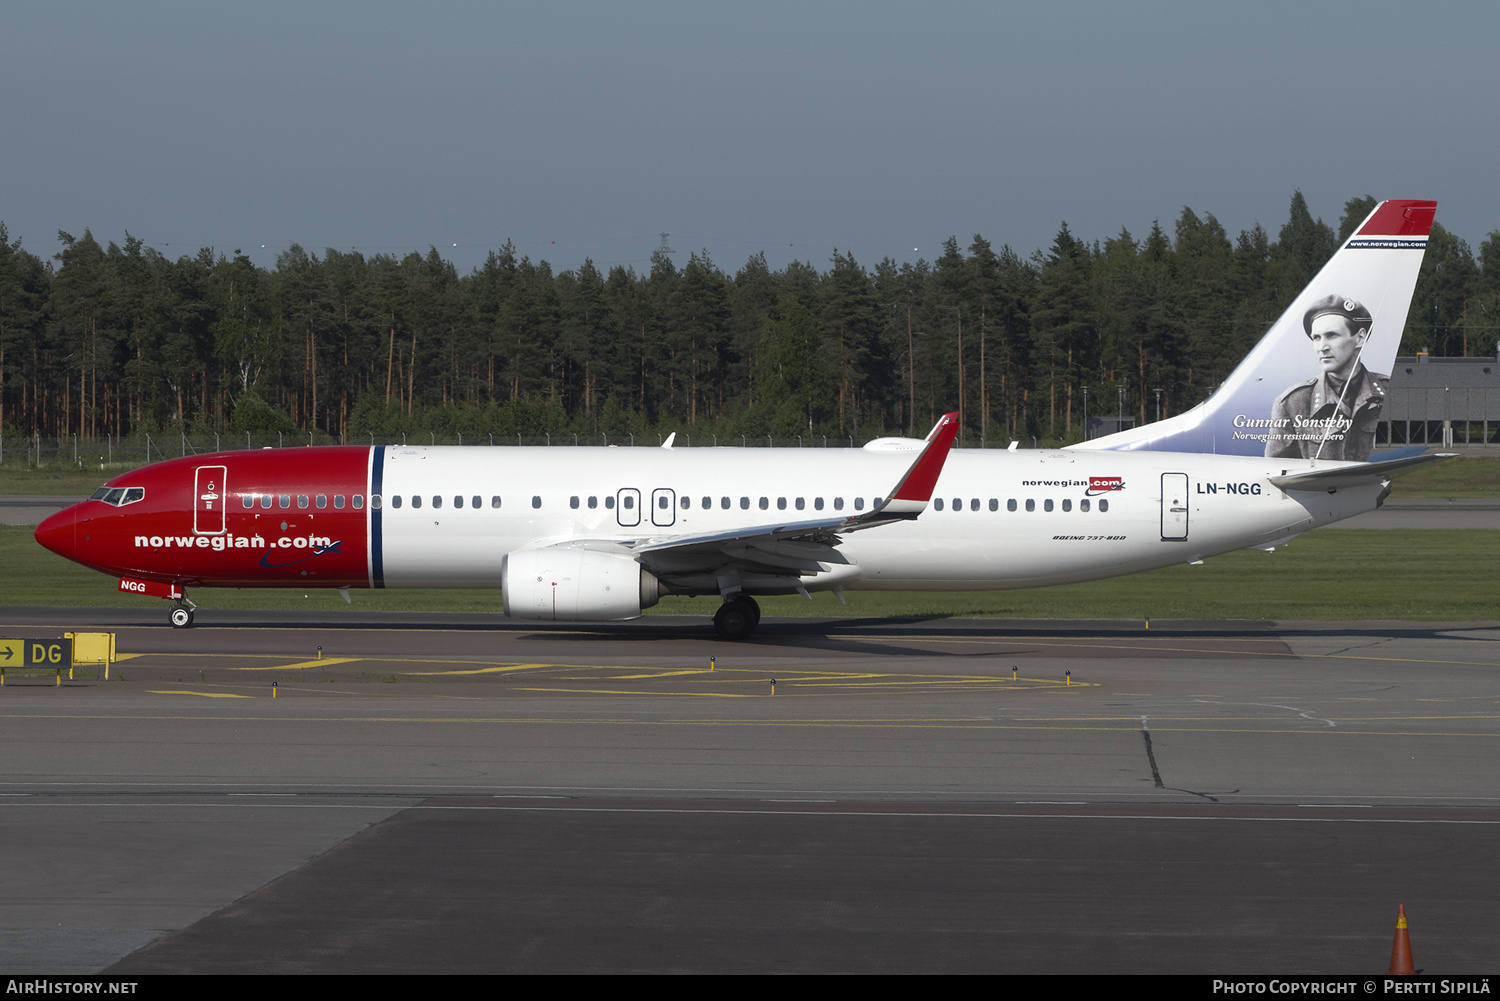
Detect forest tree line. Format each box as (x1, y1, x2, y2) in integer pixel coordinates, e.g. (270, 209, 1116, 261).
(1, 192, 1496, 446)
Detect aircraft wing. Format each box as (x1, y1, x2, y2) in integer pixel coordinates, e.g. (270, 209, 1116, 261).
(524, 412, 960, 583)
(1269, 449, 1453, 491)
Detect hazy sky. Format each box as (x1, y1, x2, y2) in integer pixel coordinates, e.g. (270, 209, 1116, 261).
(4, 1, 1494, 276)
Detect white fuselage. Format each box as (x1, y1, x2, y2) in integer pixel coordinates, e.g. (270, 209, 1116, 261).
(375, 445, 1377, 591)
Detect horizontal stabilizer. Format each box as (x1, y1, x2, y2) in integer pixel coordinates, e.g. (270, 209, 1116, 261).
(1270, 452, 1452, 491)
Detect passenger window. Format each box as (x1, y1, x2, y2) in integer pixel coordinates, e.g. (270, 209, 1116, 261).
(759, 497, 768, 510)
(472, 496, 481, 509)
(971, 498, 980, 511)
(454, 496, 464, 509)
(854, 498, 864, 510)
(1062, 499, 1072, 512)
(951, 498, 960, 510)
(261, 495, 273, 509)
(934, 498, 944, 511)
(658, 495, 669, 509)
(721, 497, 731, 509)
(412, 496, 422, 509)
(1007, 499, 1016, 512)
(777, 498, 786, 510)
(570, 496, 580, 509)
(335, 495, 346, 509)
(681, 496, 690, 510)
(795, 498, 805, 510)
(532, 496, 542, 509)
(316, 495, 327, 509)
(588, 496, 597, 509)
(279, 495, 291, 508)
(1025, 499, 1035, 512)
(989, 499, 998, 512)
(1100, 499, 1110, 513)
(814, 497, 824, 510)
(622, 495, 633, 510)
(1044, 499, 1054, 512)
(1081, 499, 1090, 512)
(701, 497, 711, 509)
(492, 496, 502, 508)
(605, 496, 615, 509)
(741, 497, 750, 510)
(432, 496, 442, 509)
(298, 495, 309, 509)
(834, 497, 844, 511)
(392, 495, 402, 509)
(242, 495, 255, 509)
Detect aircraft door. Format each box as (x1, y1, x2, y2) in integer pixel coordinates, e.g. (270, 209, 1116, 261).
(615, 488, 641, 527)
(195, 465, 228, 535)
(651, 488, 676, 527)
(1160, 472, 1188, 541)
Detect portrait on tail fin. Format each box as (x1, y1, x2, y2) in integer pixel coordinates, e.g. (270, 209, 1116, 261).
(1265, 294, 1388, 461)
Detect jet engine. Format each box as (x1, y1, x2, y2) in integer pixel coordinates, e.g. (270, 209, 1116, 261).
(501, 547, 660, 621)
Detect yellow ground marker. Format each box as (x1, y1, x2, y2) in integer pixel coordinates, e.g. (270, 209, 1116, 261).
(234, 657, 360, 672)
(147, 690, 253, 698)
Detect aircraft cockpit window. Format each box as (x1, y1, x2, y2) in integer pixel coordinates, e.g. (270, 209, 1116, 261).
(353, 495, 364, 510)
(261, 495, 273, 509)
(934, 498, 944, 511)
(123, 488, 144, 504)
(316, 495, 327, 509)
(99, 488, 126, 506)
(298, 495, 309, 509)
(334, 495, 346, 509)
(1080, 499, 1090, 512)
(90, 487, 110, 501)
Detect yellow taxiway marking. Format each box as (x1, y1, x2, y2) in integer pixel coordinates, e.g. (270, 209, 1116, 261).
(146, 690, 253, 699)
(235, 658, 361, 672)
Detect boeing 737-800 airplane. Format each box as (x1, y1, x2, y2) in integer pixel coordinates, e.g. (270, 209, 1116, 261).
(35, 200, 1442, 639)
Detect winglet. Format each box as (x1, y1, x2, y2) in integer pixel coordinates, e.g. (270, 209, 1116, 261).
(854, 411, 960, 523)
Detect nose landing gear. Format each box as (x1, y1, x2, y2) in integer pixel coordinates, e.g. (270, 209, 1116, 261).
(169, 597, 197, 629)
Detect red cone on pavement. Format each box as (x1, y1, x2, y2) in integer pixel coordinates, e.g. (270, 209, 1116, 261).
(1388, 904, 1414, 975)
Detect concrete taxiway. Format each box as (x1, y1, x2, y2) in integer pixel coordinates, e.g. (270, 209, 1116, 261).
(1, 608, 1497, 973)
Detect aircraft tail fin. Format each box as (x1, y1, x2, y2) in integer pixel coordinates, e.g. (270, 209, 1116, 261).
(1075, 199, 1436, 461)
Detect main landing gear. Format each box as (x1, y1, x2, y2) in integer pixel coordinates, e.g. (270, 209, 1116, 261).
(169, 597, 197, 629)
(712, 594, 761, 641)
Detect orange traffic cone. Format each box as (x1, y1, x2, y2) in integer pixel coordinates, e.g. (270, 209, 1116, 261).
(1388, 905, 1414, 975)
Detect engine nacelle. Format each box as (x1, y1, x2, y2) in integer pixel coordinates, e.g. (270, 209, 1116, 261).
(501, 547, 660, 621)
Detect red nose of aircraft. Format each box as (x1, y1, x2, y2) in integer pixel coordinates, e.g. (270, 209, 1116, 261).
(35, 504, 80, 561)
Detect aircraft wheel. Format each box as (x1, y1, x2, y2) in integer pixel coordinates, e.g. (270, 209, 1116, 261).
(713, 598, 757, 641)
(744, 596, 761, 628)
(170, 605, 194, 629)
